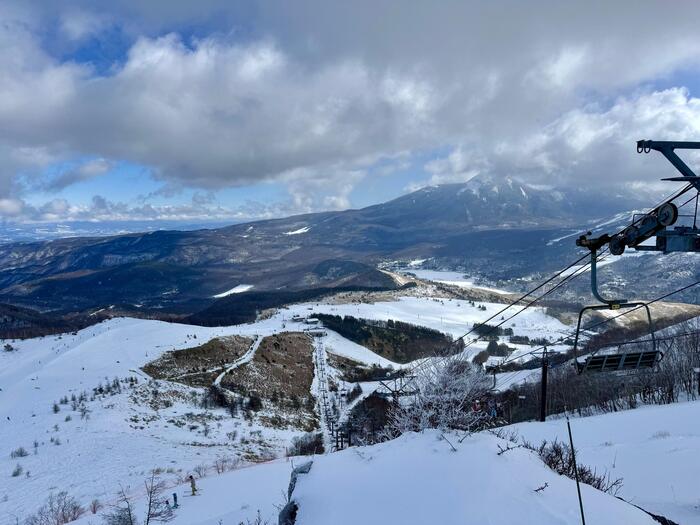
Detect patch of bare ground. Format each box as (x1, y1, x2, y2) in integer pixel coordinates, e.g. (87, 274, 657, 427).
(327, 353, 395, 382)
(142, 335, 253, 387)
(220, 332, 319, 431)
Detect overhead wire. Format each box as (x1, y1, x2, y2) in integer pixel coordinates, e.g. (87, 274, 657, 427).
(392, 180, 698, 393)
(492, 275, 700, 382)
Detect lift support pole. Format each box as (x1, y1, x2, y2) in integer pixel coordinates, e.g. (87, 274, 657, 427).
(540, 347, 548, 422)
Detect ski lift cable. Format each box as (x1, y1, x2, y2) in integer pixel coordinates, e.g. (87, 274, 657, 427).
(455, 182, 692, 353)
(494, 325, 700, 389)
(458, 250, 610, 354)
(401, 250, 610, 385)
(484, 185, 697, 369)
(495, 276, 700, 370)
(401, 183, 696, 388)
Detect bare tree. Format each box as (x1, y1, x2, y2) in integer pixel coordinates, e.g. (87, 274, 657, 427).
(192, 464, 208, 478)
(214, 456, 229, 474)
(384, 354, 492, 437)
(25, 491, 85, 525)
(103, 486, 138, 525)
(144, 470, 173, 524)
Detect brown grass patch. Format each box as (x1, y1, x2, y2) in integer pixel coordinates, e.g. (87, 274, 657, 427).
(142, 335, 253, 387)
(220, 332, 315, 399)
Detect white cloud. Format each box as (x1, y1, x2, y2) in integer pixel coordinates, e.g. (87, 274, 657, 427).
(3, 1, 700, 220)
(60, 9, 108, 41)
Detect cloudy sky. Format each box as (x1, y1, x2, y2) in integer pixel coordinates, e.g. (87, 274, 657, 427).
(3, 0, 700, 224)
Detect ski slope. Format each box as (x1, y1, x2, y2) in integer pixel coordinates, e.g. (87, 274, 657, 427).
(66, 429, 658, 525)
(0, 289, 570, 520)
(0, 318, 303, 521)
(281, 295, 570, 359)
(510, 400, 700, 525)
(406, 269, 510, 294)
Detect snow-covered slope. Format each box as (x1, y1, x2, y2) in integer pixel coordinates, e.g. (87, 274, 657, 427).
(67, 430, 658, 525)
(0, 318, 302, 520)
(294, 430, 656, 525)
(510, 400, 700, 525)
(0, 291, 571, 521)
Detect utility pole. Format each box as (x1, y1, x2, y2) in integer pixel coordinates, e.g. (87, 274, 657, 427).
(540, 347, 548, 422)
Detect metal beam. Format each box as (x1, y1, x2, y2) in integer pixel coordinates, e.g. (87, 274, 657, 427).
(637, 140, 700, 181)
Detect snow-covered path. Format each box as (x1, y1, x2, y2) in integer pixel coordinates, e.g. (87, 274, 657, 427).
(213, 335, 262, 386)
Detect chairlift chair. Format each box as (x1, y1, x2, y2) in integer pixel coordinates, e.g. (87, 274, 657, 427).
(572, 236, 660, 373)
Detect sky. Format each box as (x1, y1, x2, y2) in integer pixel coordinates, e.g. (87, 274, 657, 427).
(3, 0, 700, 225)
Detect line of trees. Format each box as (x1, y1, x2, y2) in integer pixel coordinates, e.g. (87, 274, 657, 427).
(315, 314, 461, 363)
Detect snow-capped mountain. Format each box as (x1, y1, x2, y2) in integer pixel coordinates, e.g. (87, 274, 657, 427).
(0, 175, 674, 330)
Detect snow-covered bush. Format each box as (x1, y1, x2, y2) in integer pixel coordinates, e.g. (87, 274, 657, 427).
(214, 456, 240, 474)
(11, 463, 22, 477)
(193, 464, 208, 478)
(491, 429, 624, 496)
(384, 355, 492, 436)
(103, 487, 137, 525)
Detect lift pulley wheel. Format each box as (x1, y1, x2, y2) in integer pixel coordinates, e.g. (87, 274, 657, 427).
(657, 202, 678, 227)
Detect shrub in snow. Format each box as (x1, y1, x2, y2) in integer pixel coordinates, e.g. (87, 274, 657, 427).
(11, 463, 22, 477)
(193, 464, 208, 478)
(288, 432, 324, 456)
(214, 456, 240, 474)
(10, 446, 28, 458)
(491, 429, 624, 496)
(534, 439, 623, 495)
(247, 393, 263, 412)
(384, 355, 492, 436)
(24, 491, 85, 525)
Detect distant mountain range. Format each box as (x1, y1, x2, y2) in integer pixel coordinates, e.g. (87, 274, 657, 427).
(0, 219, 239, 244)
(1, 174, 695, 334)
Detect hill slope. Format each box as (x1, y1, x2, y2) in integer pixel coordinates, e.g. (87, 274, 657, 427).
(0, 176, 649, 320)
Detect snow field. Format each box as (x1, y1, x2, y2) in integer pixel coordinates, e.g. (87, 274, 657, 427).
(0, 290, 570, 520)
(510, 400, 700, 525)
(293, 430, 657, 525)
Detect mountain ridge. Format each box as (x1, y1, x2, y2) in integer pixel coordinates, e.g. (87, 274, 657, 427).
(0, 175, 663, 326)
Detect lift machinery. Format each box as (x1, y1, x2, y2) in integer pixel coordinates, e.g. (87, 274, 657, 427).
(574, 141, 700, 373)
